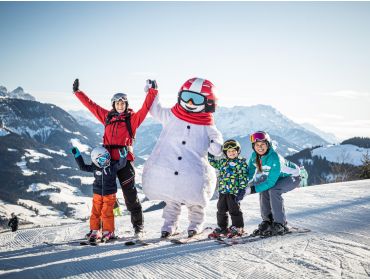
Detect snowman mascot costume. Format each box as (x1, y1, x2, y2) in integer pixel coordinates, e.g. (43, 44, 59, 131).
(142, 78, 223, 238)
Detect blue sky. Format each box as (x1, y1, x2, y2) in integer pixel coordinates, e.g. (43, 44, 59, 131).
(1, 2, 370, 140)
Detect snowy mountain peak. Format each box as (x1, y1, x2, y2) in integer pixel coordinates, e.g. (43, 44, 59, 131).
(8, 86, 36, 101)
(302, 122, 339, 144)
(0, 86, 7, 97)
(214, 105, 327, 148)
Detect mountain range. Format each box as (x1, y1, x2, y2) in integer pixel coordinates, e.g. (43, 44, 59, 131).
(1, 85, 368, 227)
(71, 104, 331, 159)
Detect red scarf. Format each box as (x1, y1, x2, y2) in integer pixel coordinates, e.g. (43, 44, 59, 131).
(171, 103, 214, 125)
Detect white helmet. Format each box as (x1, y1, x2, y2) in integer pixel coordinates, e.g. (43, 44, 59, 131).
(91, 146, 111, 168)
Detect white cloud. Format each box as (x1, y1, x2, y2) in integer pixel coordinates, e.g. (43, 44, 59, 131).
(317, 114, 344, 120)
(324, 90, 370, 99)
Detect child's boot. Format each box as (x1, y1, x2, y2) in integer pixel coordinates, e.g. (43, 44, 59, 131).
(227, 226, 244, 238)
(88, 230, 99, 244)
(208, 227, 228, 239)
(85, 230, 93, 239)
(101, 231, 115, 243)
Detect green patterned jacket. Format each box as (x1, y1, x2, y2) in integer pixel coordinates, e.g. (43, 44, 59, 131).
(208, 154, 249, 195)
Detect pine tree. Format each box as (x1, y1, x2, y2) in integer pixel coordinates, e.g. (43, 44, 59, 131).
(360, 151, 370, 179)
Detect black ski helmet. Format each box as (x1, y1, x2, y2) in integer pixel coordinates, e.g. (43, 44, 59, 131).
(222, 139, 241, 156)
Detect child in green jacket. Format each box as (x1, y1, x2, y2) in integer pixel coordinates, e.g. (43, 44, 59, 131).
(208, 139, 248, 238)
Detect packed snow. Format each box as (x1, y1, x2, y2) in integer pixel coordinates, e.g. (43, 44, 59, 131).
(312, 144, 370, 166)
(0, 179, 369, 278)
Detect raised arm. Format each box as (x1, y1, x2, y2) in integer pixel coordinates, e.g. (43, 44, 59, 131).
(71, 147, 94, 173)
(206, 125, 224, 157)
(73, 79, 108, 124)
(207, 153, 223, 169)
(130, 80, 159, 129)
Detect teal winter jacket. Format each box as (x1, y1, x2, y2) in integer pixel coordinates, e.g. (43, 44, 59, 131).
(208, 154, 248, 195)
(248, 147, 300, 193)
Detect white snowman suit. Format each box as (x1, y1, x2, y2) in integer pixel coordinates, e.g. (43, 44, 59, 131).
(142, 81, 223, 233)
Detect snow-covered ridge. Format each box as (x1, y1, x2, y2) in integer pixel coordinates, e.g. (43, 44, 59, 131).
(312, 144, 370, 166)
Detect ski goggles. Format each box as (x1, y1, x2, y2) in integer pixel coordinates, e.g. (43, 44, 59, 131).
(179, 91, 206, 105)
(97, 153, 111, 167)
(222, 141, 239, 151)
(250, 132, 268, 143)
(111, 93, 128, 104)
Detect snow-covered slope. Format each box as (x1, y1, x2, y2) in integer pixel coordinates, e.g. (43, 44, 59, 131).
(0, 180, 369, 278)
(312, 144, 370, 166)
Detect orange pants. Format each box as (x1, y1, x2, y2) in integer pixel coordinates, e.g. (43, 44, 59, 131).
(90, 193, 116, 232)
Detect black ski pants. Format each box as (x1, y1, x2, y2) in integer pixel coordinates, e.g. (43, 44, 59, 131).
(217, 193, 244, 229)
(117, 161, 143, 230)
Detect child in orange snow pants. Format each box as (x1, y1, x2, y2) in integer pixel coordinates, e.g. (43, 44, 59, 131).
(90, 193, 117, 233)
(72, 146, 127, 241)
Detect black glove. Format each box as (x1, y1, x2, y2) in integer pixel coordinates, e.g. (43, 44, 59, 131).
(235, 189, 246, 203)
(144, 79, 158, 92)
(73, 78, 79, 92)
(71, 147, 81, 158)
(148, 79, 158, 89)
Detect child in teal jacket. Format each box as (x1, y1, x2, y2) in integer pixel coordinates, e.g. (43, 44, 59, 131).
(240, 131, 307, 236)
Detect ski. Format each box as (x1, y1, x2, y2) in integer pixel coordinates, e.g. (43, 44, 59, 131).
(80, 241, 97, 246)
(215, 235, 261, 246)
(170, 227, 213, 245)
(80, 235, 121, 246)
(124, 233, 180, 246)
(216, 226, 311, 246)
(43, 239, 86, 247)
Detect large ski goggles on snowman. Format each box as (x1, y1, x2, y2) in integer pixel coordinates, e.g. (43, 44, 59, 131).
(179, 90, 206, 105)
(250, 131, 270, 144)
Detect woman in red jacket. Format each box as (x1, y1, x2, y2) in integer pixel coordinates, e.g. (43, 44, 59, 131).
(73, 79, 158, 237)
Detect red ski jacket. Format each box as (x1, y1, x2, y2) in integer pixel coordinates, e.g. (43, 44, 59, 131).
(74, 89, 158, 161)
